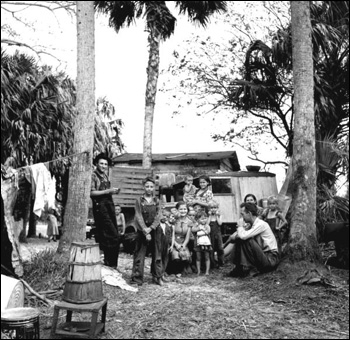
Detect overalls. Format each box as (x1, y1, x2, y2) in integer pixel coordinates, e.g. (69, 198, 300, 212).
(92, 172, 119, 267)
(131, 197, 159, 284)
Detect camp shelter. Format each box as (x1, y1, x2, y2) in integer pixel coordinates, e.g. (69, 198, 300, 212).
(172, 171, 278, 225)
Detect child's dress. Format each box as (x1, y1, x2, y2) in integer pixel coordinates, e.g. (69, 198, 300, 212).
(195, 225, 212, 252)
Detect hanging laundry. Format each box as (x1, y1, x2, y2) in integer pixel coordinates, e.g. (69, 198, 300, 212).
(31, 163, 56, 218)
(13, 167, 32, 222)
(1, 170, 23, 277)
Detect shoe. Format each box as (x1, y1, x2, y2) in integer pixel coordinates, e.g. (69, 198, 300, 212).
(175, 273, 182, 278)
(162, 276, 169, 282)
(130, 280, 143, 286)
(153, 278, 163, 286)
(248, 267, 260, 277)
(225, 267, 244, 278)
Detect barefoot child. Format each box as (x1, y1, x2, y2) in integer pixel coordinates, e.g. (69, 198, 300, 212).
(208, 200, 224, 268)
(192, 211, 212, 276)
(115, 204, 126, 252)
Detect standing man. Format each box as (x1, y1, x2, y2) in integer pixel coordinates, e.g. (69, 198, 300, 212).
(91, 153, 120, 268)
(227, 202, 280, 277)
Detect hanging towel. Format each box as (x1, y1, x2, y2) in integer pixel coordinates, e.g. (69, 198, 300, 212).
(31, 163, 56, 217)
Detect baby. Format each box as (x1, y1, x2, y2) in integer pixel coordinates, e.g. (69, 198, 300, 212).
(183, 175, 198, 205)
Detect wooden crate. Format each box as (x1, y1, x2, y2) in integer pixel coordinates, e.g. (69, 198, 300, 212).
(110, 167, 159, 208)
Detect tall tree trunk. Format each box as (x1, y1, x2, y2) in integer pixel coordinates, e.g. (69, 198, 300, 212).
(143, 32, 160, 169)
(57, 1, 95, 253)
(286, 1, 321, 262)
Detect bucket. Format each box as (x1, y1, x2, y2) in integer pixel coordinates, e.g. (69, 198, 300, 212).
(1, 307, 40, 339)
(62, 242, 104, 304)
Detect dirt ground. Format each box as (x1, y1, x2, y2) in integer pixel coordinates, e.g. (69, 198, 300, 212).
(18, 238, 349, 339)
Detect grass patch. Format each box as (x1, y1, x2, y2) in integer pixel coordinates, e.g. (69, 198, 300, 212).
(22, 248, 68, 292)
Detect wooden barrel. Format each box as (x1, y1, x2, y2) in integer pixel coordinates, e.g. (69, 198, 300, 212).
(62, 242, 104, 304)
(1, 275, 24, 311)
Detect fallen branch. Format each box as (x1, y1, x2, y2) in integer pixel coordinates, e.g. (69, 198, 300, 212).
(20, 279, 55, 307)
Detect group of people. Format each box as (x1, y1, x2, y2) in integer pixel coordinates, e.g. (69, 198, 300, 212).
(90, 153, 288, 286)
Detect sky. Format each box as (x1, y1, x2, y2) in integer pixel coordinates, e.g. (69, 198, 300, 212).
(1, 2, 288, 189)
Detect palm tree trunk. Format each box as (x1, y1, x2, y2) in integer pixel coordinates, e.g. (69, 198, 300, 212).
(143, 32, 160, 169)
(57, 1, 95, 253)
(286, 1, 321, 262)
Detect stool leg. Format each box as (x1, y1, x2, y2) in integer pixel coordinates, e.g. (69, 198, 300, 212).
(50, 306, 60, 337)
(66, 310, 73, 322)
(101, 302, 107, 332)
(89, 311, 99, 338)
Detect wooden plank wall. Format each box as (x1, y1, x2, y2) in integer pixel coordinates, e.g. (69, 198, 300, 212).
(110, 167, 159, 208)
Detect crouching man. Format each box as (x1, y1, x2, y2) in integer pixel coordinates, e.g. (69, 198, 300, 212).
(227, 202, 280, 277)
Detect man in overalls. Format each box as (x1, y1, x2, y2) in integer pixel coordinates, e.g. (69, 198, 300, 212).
(91, 153, 120, 268)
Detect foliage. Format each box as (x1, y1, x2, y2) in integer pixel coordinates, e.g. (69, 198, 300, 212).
(162, 1, 349, 165)
(94, 96, 125, 158)
(1, 49, 76, 170)
(317, 135, 349, 226)
(95, 1, 227, 167)
(1, 50, 125, 172)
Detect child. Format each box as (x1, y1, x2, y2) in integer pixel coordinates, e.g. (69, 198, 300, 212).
(156, 209, 174, 284)
(115, 204, 126, 252)
(192, 175, 214, 211)
(192, 211, 212, 276)
(208, 200, 224, 268)
(183, 175, 198, 205)
(261, 196, 288, 249)
(115, 204, 126, 236)
(193, 203, 203, 214)
(47, 208, 59, 242)
(170, 207, 180, 220)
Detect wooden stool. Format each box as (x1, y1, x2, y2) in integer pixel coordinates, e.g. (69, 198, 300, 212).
(1, 307, 40, 339)
(50, 298, 107, 338)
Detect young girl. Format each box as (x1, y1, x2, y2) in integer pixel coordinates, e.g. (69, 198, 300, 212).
(192, 175, 214, 211)
(208, 200, 224, 268)
(261, 195, 288, 248)
(183, 175, 198, 205)
(192, 211, 212, 276)
(170, 201, 193, 276)
(47, 208, 59, 242)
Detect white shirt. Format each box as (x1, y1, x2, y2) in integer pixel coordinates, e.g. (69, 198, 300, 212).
(237, 217, 278, 252)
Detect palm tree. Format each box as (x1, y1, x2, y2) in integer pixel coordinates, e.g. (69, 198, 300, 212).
(57, 1, 96, 253)
(1, 50, 75, 166)
(288, 1, 321, 262)
(95, 1, 227, 168)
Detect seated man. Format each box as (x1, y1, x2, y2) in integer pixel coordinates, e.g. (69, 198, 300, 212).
(226, 202, 280, 277)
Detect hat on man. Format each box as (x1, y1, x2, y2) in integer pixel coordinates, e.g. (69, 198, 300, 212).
(93, 153, 113, 166)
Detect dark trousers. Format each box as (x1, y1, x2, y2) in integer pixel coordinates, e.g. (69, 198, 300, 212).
(93, 199, 119, 267)
(131, 231, 149, 284)
(151, 226, 170, 279)
(210, 232, 224, 267)
(234, 238, 280, 272)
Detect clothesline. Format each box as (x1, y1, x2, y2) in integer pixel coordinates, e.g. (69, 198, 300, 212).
(14, 151, 89, 172)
